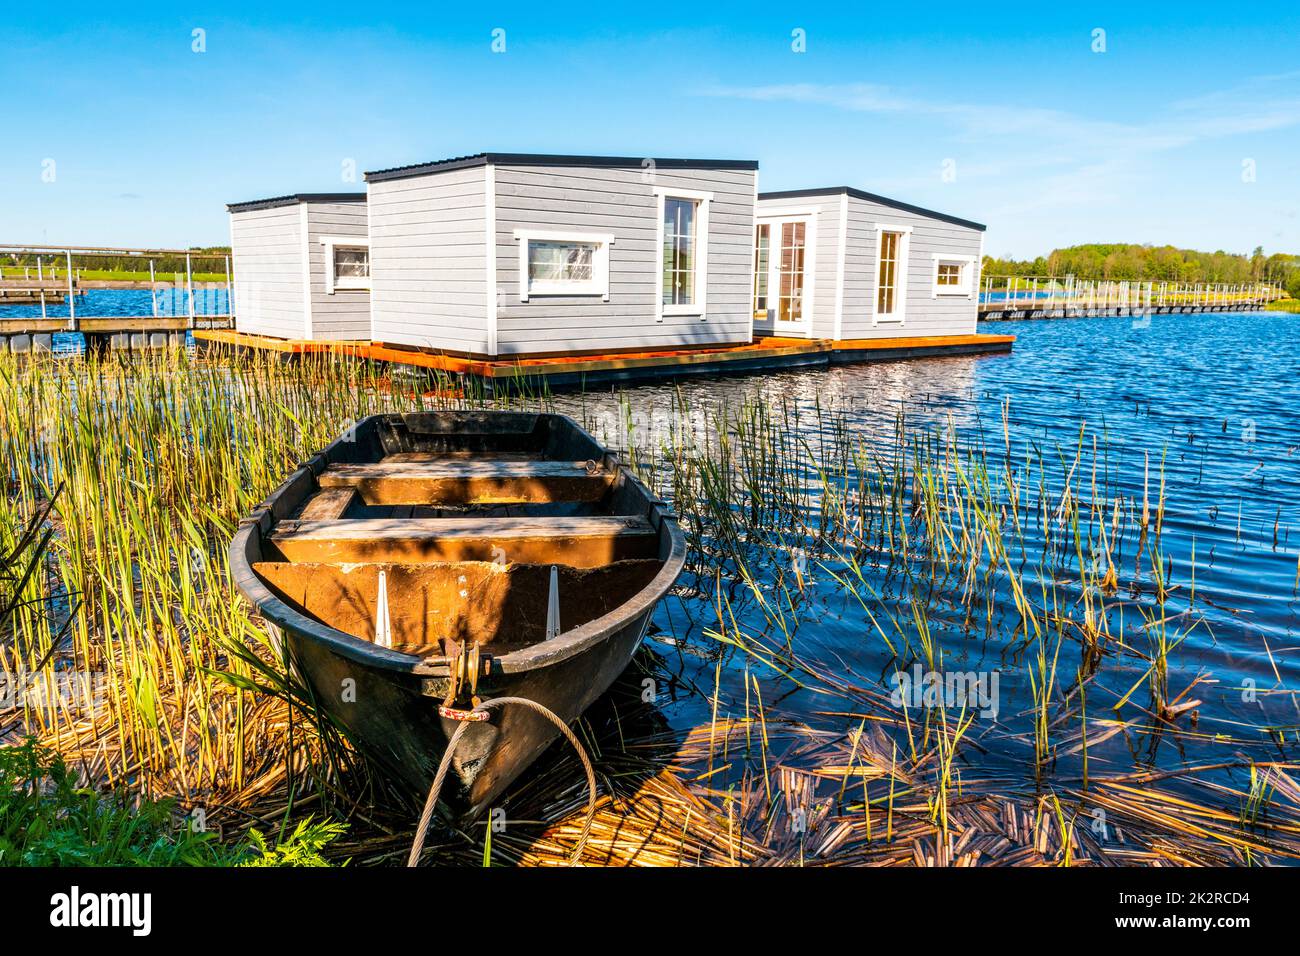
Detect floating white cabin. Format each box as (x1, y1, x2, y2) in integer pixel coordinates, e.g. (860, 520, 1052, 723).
(364, 152, 758, 358)
(224, 157, 988, 358)
(227, 193, 370, 341)
(753, 187, 985, 341)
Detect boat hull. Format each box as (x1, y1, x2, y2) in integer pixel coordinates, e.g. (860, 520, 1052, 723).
(230, 411, 684, 821)
(277, 605, 650, 817)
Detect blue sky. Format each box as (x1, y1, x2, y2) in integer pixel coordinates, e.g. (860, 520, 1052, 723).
(3, 2, 1298, 258)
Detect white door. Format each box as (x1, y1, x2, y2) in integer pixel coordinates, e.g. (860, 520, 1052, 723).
(752, 216, 813, 337)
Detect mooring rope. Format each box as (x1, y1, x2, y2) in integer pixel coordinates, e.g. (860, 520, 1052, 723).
(407, 696, 599, 867)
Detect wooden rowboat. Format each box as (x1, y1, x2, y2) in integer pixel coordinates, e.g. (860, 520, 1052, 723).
(229, 411, 685, 819)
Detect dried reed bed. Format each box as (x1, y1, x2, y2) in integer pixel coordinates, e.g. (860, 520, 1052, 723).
(445, 714, 1300, 867)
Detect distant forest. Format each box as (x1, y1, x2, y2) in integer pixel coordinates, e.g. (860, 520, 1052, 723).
(983, 244, 1300, 297)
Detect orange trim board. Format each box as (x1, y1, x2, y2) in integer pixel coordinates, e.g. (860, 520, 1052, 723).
(194, 330, 1015, 377)
(833, 334, 1016, 350)
(194, 329, 368, 355)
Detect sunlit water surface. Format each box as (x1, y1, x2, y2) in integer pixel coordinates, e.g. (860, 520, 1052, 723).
(549, 310, 1300, 803)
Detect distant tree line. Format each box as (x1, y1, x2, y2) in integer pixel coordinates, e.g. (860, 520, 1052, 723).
(983, 244, 1300, 297)
(3, 246, 232, 274)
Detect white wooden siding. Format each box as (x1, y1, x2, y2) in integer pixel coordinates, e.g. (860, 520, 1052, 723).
(304, 202, 370, 340)
(368, 166, 490, 353)
(756, 192, 983, 342)
(492, 164, 756, 355)
(230, 206, 305, 338)
(841, 196, 981, 339)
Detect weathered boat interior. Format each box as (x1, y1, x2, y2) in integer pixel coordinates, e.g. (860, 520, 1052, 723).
(249, 413, 668, 659)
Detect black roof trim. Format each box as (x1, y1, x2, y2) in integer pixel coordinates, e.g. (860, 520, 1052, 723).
(758, 187, 986, 232)
(365, 152, 759, 183)
(226, 193, 367, 213)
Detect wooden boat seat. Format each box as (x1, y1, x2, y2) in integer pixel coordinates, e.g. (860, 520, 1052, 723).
(268, 515, 657, 567)
(316, 458, 612, 505)
(252, 559, 663, 650)
(298, 487, 357, 521)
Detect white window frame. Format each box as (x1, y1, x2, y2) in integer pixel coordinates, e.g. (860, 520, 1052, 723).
(513, 229, 613, 302)
(654, 187, 712, 322)
(320, 236, 370, 294)
(931, 254, 976, 298)
(871, 223, 912, 325)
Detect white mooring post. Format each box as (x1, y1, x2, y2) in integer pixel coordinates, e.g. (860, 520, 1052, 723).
(375, 569, 393, 649)
(149, 260, 158, 318)
(545, 565, 561, 639)
(37, 256, 46, 320)
(185, 252, 195, 330)
(65, 250, 76, 332)
(224, 255, 233, 326)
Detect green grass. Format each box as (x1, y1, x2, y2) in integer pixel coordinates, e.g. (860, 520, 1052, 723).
(1, 267, 229, 284)
(1267, 297, 1300, 313)
(0, 737, 344, 866)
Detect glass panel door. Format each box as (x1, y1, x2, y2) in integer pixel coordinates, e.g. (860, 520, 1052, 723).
(754, 215, 811, 335)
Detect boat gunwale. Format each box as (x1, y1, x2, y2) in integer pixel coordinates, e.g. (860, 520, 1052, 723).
(229, 411, 686, 678)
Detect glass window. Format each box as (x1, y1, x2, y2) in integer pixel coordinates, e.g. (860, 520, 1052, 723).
(529, 241, 596, 285)
(877, 231, 902, 315)
(752, 224, 770, 316)
(932, 258, 971, 296)
(515, 231, 610, 299)
(662, 198, 698, 306)
(331, 245, 369, 290)
(936, 262, 962, 287)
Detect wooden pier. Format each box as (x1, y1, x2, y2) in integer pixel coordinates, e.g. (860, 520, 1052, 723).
(0, 241, 235, 351)
(980, 275, 1282, 320)
(0, 279, 74, 306)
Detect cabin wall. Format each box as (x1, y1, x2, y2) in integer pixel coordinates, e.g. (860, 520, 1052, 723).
(304, 202, 370, 340)
(492, 163, 756, 356)
(840, 196, 982, 339)
(230, 205, 306, 339)
(367, 165, 491, 354)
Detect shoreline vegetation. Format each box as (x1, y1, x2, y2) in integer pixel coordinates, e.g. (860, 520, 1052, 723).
(2, 347, 1299, 866)
(984, 243, 1300, 298)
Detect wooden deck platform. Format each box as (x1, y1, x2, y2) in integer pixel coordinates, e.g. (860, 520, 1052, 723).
(193, 331, 1015, 389)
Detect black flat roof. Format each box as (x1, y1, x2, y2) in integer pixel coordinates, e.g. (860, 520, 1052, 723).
(226, 193, 367, 213)
(759, 187, 986, 232)
(365, 152, 760, 183)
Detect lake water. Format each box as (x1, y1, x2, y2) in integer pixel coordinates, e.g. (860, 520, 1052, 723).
(551, 309, 1300, 849)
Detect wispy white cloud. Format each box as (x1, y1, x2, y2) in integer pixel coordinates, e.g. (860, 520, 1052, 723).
(703, 74, 1300, 217)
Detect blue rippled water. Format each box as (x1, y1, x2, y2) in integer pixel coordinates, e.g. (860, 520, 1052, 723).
(555, 309, 1300, 803)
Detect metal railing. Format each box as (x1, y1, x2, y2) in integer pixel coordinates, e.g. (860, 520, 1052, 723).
(0, 243, 233, 333)
(980, 274, 1283, 314)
